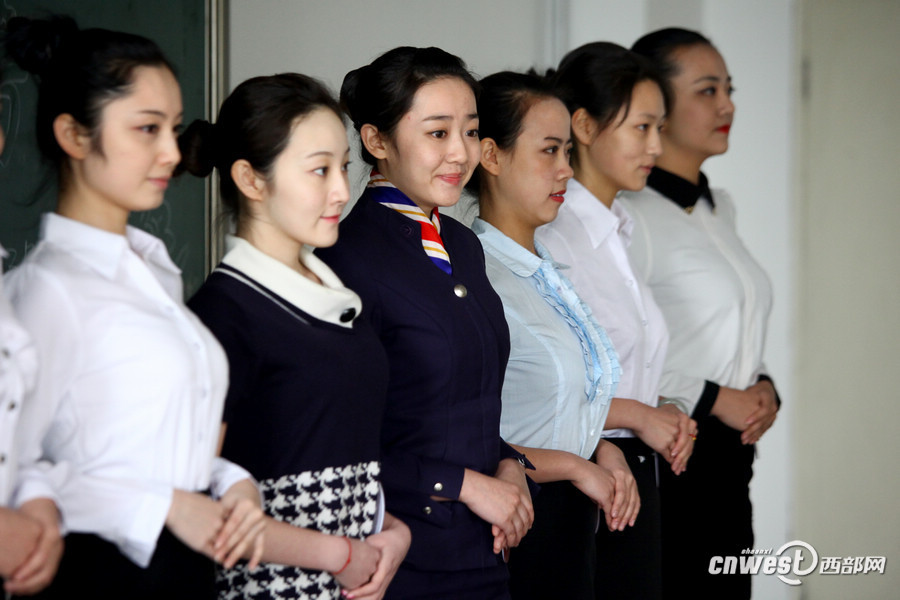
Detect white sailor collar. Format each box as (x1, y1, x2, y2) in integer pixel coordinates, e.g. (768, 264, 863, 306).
(220, 235, 362, 328)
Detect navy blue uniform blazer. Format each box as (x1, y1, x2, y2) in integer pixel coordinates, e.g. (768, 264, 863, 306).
(317, 193, 517, 572)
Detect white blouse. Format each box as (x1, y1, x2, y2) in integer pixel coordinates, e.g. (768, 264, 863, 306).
(0, 245, 38, 505)
(4, 214, 251, 567)
(620, 186, 773, 416)
(536, 179, 669, 438)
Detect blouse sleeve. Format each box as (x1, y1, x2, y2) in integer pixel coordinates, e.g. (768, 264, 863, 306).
(7, 267, 79, 509)
(8, 266, 174, 567)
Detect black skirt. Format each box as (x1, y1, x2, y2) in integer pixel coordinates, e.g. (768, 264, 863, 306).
(22, 527, 215, 600)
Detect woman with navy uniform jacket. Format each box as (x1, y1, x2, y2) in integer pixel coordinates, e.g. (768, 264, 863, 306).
(183, 74, 410, 600)
(317, 47, 534, 599)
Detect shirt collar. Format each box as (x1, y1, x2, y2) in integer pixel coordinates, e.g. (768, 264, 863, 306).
(472, 218, 552, 277)
(646, 167, 715, 210)
(220, 235, 362, 328)
(40, 212, 180, 281)
(559, 179, 634, 249)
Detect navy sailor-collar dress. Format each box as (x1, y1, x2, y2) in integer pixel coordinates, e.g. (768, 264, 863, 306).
(189, 236, 389, 599)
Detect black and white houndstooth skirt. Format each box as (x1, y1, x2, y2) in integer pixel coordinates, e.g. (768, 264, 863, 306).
(217, 460, 383, 600)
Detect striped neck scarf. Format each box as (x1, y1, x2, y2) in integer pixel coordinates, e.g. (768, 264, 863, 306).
(366, 169, 452, 275)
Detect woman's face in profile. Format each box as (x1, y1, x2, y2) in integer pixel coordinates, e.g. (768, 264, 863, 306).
(662, 44, 735, 161)
(70, 65, 183, 224)
(490, 97, 573, 229)
(583, 79, 666, 194)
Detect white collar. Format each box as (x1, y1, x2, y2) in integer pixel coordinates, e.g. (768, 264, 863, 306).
(42, 210, 181, 278)
(562, 180, 635, 249)
(220, 236, 362, 328)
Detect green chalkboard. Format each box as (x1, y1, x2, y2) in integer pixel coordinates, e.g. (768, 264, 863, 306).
(1, 0, 219, 296)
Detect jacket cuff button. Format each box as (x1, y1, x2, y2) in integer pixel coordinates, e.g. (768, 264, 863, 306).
(423, 506, 432, 515)
(433, 482, 443, 492)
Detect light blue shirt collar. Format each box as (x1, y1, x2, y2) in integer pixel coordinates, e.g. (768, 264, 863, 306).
(471, 218, 545, 277)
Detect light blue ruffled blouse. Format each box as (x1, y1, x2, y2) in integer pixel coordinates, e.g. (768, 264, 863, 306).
(473, 218, 620, 459)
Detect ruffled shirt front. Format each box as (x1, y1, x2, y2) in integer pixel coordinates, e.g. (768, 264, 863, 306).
(473, 219, 620, 459)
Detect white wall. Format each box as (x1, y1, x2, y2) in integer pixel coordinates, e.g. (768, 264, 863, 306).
(229, 0, 553, 200)
(229, 2, 797, 597)
(795, 2, 900, 598)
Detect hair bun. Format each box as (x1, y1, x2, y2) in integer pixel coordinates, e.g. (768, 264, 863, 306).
(177, 119, 217, 177)
(339, 65, 366, 130)
(4, 15, 78, 76)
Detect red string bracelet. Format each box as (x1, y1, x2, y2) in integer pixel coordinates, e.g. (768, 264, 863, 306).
(334, 536, 352, 575)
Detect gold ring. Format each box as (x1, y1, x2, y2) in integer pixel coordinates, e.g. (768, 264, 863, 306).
(690, 435, 697, 441)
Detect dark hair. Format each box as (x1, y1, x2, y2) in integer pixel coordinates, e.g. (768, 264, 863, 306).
(631, 27, 713, 83)
(340, 46, 479, 166)
(552, 42, 670, 137)
(3, 15, 174, 172)
(179, 73, 342, 225)
(467, 70, 563, 193)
